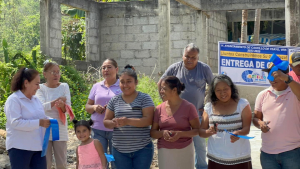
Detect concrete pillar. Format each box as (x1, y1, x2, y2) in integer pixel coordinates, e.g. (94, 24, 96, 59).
(158, 0, 171, 74)
(285, 0, 300, 46)
(196, 11, 208, 64)
(40, 0, 63, 63)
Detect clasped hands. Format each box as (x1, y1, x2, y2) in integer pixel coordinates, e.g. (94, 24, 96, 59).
(111, 117, 128, 128)
(162, 130, 181, 142)
(55, 96, 66, 108)
(94, 105, 107, 114)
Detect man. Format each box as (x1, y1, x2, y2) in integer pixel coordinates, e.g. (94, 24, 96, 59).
(158, 43, 213, 169)
(289, 52, 300, 83)
(253, 63, 300, 169)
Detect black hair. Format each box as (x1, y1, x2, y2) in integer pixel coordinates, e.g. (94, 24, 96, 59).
(11, 67, 39, 92)
(205, 74, 239, 105)
(120, 64, 137, 81)
(162, 76, 185, 95)
(72, 119, 94, 132)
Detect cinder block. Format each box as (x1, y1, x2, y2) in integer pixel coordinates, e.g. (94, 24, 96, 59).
(111, 42, 125, 51)
(101, 43, 111, 52)
(121, 50, 134, 59)
(50, 39, 59, 48)
(89, 37, 99, 45)
(149, 50, 159, 58)
(135, 50, 150, 58)
(130, 59, 143, 66)
(135, 34, 149, 42)
(134, 17, 149, 25)
(125, 26, 142, 34)
(142, 42, 157, 49)
(170, 16, 181, 24)
(101, 27, 110, 35)
(181, 32, 196, 40)
(124, 18, 134, 25)
(102, 35, 119, 43)
(170, 49, 182, 58)
(50, 29, 56, 38)
(149, 16, 159, 24)
(119, 34, 134, 42)
(89, 29, 98, 37)
(182, 15, 192, 23)
(111, 26, 125, 34)
(149, 33, 159, 41)
(173, 40, 188, 49)
(50, 19, 60, 30)
(143, 58, 157, 66)
(102, 18, 116, 27)
(118, 58, 128, 67)
(55, 30, 62, 39)
(91, 45, 98, 54)
(170, 32, 181, 40)
(126, 42, 142, 50)
(172, 24, 195, 32)
(103, 51, 120, 59)
(142, 25, 157, 33)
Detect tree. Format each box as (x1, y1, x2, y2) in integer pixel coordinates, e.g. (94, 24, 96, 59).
(253, 9, 261, 44)
(241, 10, 248, 43)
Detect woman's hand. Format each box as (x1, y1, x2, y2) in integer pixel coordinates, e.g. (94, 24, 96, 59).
(162, 130, 171, 141)
(55, 99, 65, 108)
(94, 105, 105, 114)
(167, 131, 181, 142)
(115, 117, 128, 127)
(58, 96, 67, 102)
(205, 124, 218, 136)
(230, 131, 240, 143)
(39, 119, 50, 128)
(259, 121, 270, 133)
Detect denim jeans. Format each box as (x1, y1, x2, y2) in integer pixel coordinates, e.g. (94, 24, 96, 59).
(92, 128, 115, 169)
(260, 148, 300, 169)
(194, 117, 208, 169)
(8, 148, 46, 169)
(112, 142, 154, 169)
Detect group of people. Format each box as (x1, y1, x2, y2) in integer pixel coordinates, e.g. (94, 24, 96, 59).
(4, 43, 300, 169)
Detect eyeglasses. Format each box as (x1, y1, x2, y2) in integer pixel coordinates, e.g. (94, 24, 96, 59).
(48, 71, 61, 75)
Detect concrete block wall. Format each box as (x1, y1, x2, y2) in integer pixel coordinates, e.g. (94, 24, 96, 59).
(99, 3, 160, 77)
(206, 11, 228, 73)
(170, 1, 198, 63)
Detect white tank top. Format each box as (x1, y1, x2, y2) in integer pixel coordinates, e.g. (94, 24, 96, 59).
(204, 98, 251, 165)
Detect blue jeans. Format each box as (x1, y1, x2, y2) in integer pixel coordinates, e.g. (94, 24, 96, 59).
(112, 142, 154, 169)
(8, 148, 46, 169)
(260, 148, 300, 169)
(194, 117, 208, 169)
(92, 128, 115, 169)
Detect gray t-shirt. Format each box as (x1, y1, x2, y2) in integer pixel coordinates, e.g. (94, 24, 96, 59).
(161, 61, 213, 116)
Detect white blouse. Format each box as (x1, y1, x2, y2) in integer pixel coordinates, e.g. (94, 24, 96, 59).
(204, 98, 251, 165)
(36, 83, 71, 141)
(5, 90, 48, 151)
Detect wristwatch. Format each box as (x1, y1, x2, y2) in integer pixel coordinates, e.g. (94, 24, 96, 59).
(285, 75, 293, 84)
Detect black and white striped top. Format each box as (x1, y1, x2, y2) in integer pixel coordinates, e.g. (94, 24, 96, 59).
(107, 92, 154, 153)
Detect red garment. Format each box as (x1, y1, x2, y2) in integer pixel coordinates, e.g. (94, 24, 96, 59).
(56, 104, 75, 125)
(289, 71, 300, 83)
(154, 99, 199, 149)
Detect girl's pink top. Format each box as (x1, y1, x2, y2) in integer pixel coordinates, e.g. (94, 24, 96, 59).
(78, 140, 103, 169)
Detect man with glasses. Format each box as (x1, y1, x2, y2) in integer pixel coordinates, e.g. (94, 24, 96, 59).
(289, 52, 300, 83)
(158, 43, 213, 169)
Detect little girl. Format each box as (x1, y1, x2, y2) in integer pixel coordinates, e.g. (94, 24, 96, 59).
(73, 119, 107, 169)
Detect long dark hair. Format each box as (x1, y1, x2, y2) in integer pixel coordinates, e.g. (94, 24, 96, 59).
(120, 64, 137, 81)
(205, 74, 239, 105)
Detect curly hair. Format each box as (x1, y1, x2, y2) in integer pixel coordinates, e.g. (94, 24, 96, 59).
(205, 74, 239, 105)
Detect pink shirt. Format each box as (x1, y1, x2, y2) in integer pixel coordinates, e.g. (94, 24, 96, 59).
(255, 86, 300, 154)
(88, 80, 122, 131)
(78, 140, 102, 169)
(289, 71, 300, 83)
(154, 99, 199, 149)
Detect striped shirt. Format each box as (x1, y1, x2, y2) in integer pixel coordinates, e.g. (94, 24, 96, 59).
(205, 98, 251, 165)
(107, 92, 154, 153)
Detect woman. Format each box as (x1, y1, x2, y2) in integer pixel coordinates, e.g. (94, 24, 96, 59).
(104, 65, 155, 169)
(36, 61, 71, 169)
(199, 74, 252, 169)
(85, 58, 121, 169)
(5, 68, 50, 169)
(151, 76, 200, 169)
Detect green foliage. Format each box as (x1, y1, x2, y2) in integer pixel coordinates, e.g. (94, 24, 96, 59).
(2, 39, 8, 63)
(0, 0, 40, 54)
(62, 8, 85, 19)
(137, 74, 162, 106)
